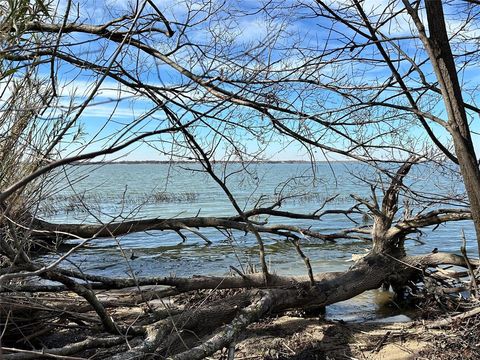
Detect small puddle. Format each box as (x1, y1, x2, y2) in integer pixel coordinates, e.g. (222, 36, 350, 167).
(325, 289, 412, 323)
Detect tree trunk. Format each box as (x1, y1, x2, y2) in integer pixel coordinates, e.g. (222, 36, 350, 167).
(424, 0, 480, 255)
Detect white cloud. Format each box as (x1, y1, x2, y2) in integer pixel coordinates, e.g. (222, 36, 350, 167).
(235, 18, 270, 44)
(59, 79, 136, 101)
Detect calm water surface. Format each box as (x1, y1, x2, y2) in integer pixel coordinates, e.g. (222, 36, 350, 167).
(40, 162, 475, 321)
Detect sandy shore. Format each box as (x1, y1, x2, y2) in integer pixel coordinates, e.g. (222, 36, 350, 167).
(219, 315, 438, 360)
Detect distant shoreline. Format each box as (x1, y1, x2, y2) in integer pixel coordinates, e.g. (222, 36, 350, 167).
(74, 160, 357, 165)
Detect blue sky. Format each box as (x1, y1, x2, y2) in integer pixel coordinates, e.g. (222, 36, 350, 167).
(10, 0, 479, 162)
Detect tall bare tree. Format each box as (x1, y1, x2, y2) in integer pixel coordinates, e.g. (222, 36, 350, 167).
(404, 0, 480, 254)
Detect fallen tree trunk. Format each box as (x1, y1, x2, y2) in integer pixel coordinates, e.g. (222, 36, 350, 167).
(102, 251, 480, 359)
(27, 206, 471, 249)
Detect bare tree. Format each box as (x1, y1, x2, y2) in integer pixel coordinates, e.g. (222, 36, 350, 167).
(404, 0, 480, 254)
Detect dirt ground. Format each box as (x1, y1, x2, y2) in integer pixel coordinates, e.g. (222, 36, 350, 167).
(213, 315, 438, 360)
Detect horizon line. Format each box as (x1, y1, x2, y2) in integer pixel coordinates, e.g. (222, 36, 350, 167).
(75, 159, 358, 164)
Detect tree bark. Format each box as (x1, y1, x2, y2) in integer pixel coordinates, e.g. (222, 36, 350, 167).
(422, 0, 480, 255)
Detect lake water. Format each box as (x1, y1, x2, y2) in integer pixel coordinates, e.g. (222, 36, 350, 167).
(40, 162, 475, 321)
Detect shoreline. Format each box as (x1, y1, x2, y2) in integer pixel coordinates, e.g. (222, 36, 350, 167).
(71, 160, 359, 165)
